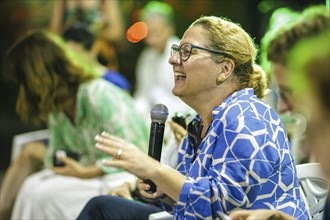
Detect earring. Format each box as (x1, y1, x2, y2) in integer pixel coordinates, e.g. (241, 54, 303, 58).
(216, 75, 226, 85)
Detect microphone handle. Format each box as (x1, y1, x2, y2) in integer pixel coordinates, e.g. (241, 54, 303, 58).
(145, 122, 165, 193)
(148, 122, 165, 160)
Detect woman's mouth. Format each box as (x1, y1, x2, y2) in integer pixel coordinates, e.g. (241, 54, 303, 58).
(174, 72, 186, 81)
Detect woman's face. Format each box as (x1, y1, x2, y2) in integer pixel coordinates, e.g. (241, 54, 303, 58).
(144, 16, 172, 53)
(308, 97, 330, 180)
(168, 26, 221, 100)
(271, 62, 295, 114)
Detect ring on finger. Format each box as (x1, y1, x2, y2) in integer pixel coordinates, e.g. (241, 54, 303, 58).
(116, 149, 123, 160)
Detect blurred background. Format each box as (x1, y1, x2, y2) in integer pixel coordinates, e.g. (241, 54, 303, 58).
(0, 0, 324, 179)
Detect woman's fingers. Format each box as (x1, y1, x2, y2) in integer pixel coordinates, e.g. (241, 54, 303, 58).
(169, 121, 186, 133)
(95, 133, 124, 156)
(95, 143, 117, 156)
(152, 189, 164, 198)
(136, 179, 160, 198)
(96, 134, 121, 147)
(95, 133, 150, 179)
(136, 179, 151, 191)
(139, 189, 156, 198)
(137, 179, 164, 198)
(100, 131, 127, 144)
(168, 121, 186, 138)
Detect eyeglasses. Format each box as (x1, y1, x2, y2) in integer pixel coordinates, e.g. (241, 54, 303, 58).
(170, 43, 230, 62)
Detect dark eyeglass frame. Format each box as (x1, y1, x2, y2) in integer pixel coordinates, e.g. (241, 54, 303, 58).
(170, 43, 230, 62)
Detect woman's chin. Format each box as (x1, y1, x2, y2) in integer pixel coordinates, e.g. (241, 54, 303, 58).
(172, 87, 183, 97)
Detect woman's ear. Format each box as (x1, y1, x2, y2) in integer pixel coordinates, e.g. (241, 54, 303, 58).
(216, 60, 235, 85)
(222, 60, 235, 77)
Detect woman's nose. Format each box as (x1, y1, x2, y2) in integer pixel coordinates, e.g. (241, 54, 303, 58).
(168, 51, 181, 65)
(277, 96, 291, 114)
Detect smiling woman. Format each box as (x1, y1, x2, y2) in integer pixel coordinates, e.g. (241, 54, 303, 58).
(77, 15, 308, 220)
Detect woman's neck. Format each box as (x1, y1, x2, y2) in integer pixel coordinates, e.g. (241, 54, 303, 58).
(185, 84, 239, 137)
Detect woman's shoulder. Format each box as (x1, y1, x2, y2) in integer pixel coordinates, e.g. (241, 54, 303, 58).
(79, 78, 128, 97)
(82, 78, 136, 107)
(214, 89, 276, 122)
(231, 89, 273, 112)
(80, 78, 109, 89)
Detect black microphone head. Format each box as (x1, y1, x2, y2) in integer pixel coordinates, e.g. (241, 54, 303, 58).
(150, 104, 169, 123)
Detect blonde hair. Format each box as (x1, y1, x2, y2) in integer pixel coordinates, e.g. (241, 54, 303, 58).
(5, 30, 98, 125)
(191, 16, 267, 98)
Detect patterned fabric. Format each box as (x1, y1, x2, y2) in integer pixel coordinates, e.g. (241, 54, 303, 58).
(324, 197, 330, 220)
(170, 88, 308, 220)
(44, 78, 149, 173)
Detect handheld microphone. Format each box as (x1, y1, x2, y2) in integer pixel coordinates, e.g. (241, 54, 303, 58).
(144, 104, 169, 193)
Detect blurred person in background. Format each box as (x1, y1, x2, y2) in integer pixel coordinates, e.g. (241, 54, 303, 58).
(78, 15, 307, 220)
(259, 7, 300, 109)
(230, 13, 329, 220)
(0, 30, 148, 220)
(260, 5, 329, 164)
(133, 1, 190, 119)
(62, 21, 131, 92)
(287, 28, 329, 220)
(50, 0, 124, 79)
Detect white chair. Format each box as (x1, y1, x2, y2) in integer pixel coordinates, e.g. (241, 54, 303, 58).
(11, 129, 50, 161)
(296, 163, 329, 220)
(148, 211, 173, 220)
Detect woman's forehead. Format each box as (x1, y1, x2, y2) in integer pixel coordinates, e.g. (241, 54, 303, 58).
(180, 26, 207, 45)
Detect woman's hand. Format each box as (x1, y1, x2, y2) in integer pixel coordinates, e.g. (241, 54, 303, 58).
(229, 209, 296, 220)
(52, 157, 104, 178)
(52, 156, 85, 177)
(95, 132, 161, 180)
(95, 132, 186, 202)
(168, 121, 186, 146)
(108, 182, 133, 200)
(136, 179, 164, 199)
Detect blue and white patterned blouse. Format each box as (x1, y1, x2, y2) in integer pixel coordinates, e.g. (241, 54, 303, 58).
(171, 88, 308, 220)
